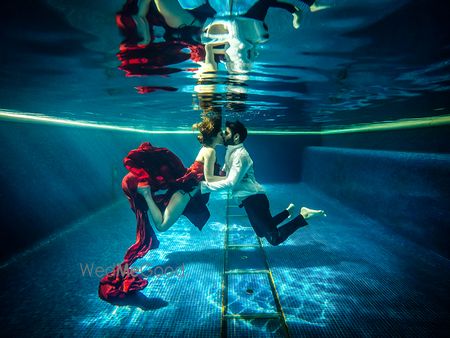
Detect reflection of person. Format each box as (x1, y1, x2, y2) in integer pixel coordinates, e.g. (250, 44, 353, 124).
(201, 121, 326, 246)
(199, 0, 316, 73)
(201, 16, 269, 73)
(135, 0, 204, 45)
(117, 0, 215, 46)
(244, 0, 315, 29)
(117, 40, 201, 77)
(136, 117, 225, 232)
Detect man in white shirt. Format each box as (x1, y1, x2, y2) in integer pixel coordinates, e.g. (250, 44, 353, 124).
(201, 120, 325, 246)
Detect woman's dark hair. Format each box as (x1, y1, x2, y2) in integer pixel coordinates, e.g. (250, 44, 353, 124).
(192, 117, 222, 146)
(225, 120, 247, 143)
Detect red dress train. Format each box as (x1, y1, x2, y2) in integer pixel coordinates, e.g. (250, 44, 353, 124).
(98, 142, 210, 302)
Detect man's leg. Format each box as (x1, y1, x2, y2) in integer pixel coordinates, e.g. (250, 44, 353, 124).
(242, 194, 307, 245)
(271, 215, 308, 245)
(272, 208, 291, 225)
(242, 194, 274, 237)
(272, 207, 326, 245)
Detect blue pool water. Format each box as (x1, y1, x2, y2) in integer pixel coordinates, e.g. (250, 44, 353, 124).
(1, 0, 449, 131)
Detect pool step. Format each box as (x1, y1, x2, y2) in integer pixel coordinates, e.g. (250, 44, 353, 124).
(220, 193, 290, 338)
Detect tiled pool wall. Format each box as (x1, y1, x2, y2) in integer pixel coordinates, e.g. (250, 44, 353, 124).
(302, 126, 450, 258)
(1, 120, 449, 262)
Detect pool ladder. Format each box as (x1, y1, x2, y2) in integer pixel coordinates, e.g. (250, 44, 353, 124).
(220, 192, 291, 337)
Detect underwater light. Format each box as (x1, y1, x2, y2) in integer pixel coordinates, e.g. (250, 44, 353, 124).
(1, 109, 449, 135)
(319, 114, 450, 135)
(0, 109, 195, 134)
(249, 114, 450, 135)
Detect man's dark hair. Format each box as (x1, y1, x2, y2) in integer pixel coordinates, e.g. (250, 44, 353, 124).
(226, 120, 247, 143)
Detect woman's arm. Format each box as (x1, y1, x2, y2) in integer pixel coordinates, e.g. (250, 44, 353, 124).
(203, 148, 226, 183)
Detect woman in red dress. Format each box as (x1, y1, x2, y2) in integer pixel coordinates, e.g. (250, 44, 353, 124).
(98, 117, 225, 302)
(135, 116, 226, 232)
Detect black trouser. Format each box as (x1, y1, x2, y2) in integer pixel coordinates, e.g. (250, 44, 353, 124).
(241, 194, 308, 246)
(244, 0, 315, 21)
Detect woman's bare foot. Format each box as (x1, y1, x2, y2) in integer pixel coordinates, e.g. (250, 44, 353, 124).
(137, 184, 151, 197)
(133, 16, 151, 46)
(300, 207, 327, 220)
(292, 10, 303, 29)
(286, 203, 295, 218)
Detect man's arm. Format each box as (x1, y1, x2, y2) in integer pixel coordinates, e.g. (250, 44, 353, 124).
(221, 162, 228, 173)
(201, 155, 250, 193)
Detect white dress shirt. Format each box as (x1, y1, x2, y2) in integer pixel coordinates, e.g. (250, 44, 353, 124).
(200, 143, 265, 204)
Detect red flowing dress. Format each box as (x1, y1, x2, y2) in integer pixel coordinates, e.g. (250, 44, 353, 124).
(98, 142, 211, 302)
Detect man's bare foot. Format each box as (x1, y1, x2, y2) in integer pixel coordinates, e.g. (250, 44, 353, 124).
(286, 203, 295, 218)
(300, 207, 327, 220)
(311, 3, 331, 12)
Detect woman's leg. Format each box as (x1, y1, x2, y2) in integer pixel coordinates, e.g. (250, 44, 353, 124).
(134, 0, 152, 45)
(137, 185, 163, 227)
(154, 0, 200, 29)
(138, 185, 198, 232)
(157, 190, 192, 231)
